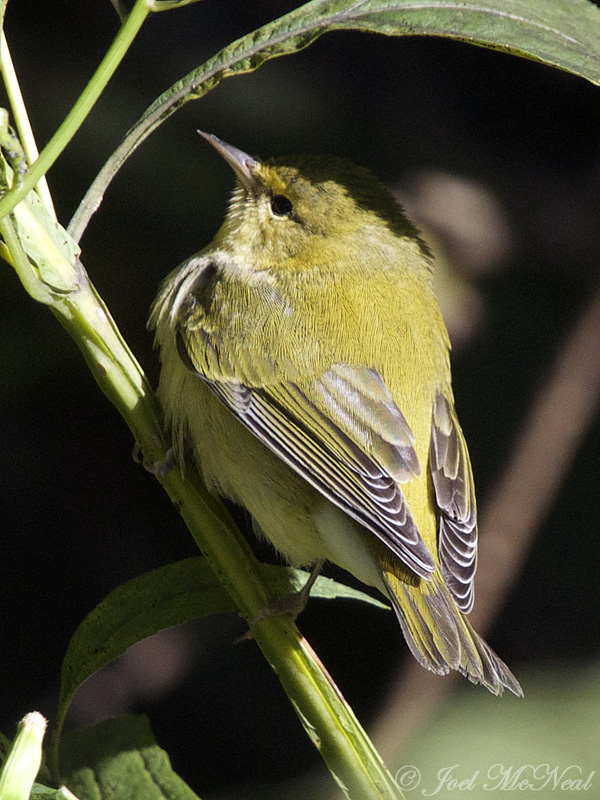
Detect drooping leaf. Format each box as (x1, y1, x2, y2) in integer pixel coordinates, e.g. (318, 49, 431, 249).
(69, 0, 600, 240)
(54, 557, 388, 753)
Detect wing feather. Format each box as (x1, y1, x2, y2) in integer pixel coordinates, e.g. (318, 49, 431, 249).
(188, 359, 436, 578)
(430, 393, 477, 612)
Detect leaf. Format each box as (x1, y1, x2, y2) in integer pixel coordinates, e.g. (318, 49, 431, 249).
(0, 129, 79, 293)
(69, 0, 600, 241)
(148, 0, 600, 113)
(60, 715, 200, 800)
(31, 787, 80, 800)
(11, 187, 80, 293)
(189, 0, 600, 89)
(54, 557, 387, 751)
(296, 571, 390, 608)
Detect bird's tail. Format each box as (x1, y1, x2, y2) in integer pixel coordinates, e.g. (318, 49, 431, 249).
(381, 569, 522, 697)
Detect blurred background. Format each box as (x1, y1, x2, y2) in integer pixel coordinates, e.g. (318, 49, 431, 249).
(2, 1, 600, 798)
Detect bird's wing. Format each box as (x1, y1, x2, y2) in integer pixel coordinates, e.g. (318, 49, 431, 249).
(179, 340, 436, 578)
(429, 393, 477, 612)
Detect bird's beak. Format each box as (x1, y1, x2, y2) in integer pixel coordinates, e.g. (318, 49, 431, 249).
(198, 131, 261, 193)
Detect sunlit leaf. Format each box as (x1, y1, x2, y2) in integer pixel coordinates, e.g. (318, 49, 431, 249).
(70, 0, 600, 240)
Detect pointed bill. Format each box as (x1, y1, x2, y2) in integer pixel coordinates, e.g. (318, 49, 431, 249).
(197, 130, 261, 192)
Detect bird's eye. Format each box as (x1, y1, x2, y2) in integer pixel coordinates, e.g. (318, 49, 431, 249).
(270, 194, 294, 217)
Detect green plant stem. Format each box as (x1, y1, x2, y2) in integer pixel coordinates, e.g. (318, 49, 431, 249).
(0, 213, 52, 302)
(159, 466, 405, 800)
(55, 279, 164, 449)
(0, 0, 150, 222)
(0, 32, 55, 216)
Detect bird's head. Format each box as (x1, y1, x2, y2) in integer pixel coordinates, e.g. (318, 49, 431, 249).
(199, 132, 427, 269)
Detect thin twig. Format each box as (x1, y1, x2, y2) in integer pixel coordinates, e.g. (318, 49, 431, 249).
(0, 32, 55, 216)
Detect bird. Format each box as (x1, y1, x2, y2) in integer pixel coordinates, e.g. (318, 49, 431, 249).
(149, 132, 522, 697)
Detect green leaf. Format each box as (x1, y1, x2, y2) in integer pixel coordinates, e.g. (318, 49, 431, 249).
(31, 786, 80, 800)
(149, 0, 600, 108)
(60, 715, 200, 800)
(54, 557, 387, 757)
(70, 0, 600, 241)
(0, 139, 79, 294)
(299, 570, 389, 608)
(11, 186, 80, 293)
(193, 0, 600, 86)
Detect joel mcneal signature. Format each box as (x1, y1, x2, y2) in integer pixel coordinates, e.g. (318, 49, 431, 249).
(395, 763, 596, 794)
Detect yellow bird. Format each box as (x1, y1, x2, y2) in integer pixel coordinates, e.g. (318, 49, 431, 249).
(150, 133, 521, 697)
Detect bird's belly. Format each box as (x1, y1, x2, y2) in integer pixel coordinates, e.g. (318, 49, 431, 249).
(184, 383, 383, 588)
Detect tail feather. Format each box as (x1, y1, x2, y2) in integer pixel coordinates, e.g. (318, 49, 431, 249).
(382, 570, 522, 697)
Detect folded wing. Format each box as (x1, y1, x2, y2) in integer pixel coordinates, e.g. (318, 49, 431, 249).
(430, 393, 478, 612)
(177, 329, 436, 578)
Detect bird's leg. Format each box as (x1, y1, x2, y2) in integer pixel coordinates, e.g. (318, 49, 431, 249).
(132, 439, 177, 476)
(253, 559, 325, 623)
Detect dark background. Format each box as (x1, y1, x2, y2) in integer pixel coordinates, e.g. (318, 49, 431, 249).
(2, 1, 600, 797)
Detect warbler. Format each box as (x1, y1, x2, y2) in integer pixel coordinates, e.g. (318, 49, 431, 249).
(150, 132, 522, 696)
